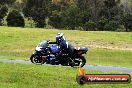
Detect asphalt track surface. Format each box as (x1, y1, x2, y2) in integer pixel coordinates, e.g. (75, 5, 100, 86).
(0, 59, 132, 74)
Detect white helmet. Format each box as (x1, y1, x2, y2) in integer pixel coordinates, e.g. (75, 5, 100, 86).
(56, 33, 65, 44)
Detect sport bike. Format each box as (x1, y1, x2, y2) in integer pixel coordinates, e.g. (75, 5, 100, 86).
(30, 33, 88, 67)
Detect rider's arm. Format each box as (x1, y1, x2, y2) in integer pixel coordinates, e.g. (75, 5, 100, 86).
(48, 41, 57, 44)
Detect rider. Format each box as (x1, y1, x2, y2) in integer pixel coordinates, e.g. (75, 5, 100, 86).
(56, 33, 74, 54)
(49, 33, 75, 65)
(48, 33, 65, 45)
(48, 33, 74, 54)
(56, 33, 65, 44)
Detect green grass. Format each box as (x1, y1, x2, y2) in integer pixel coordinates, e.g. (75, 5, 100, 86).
(87, 48, 132, 67)
(0, 26, 132, 67)
(0, 62, 131, 88)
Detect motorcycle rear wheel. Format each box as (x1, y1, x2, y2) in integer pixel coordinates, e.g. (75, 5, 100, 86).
(78, 56, 86, 67)
(69, 56, 86, 67)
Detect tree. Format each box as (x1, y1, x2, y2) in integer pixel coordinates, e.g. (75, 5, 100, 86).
(104, 20, 119, 31)
(122, 0, 132, 14)
(102, 0, 123, 20)
(0, 0, 17, 26)
(6, 10, 25, 27)
(0, 0, 16, 5)
(48, 0, 72, 29)
(97, 17, 109, 31)
(23, 0, 51, 28)
(48, 10, 62, 28)
(95, 0, 123, 31)
(84, 21, 96, 31)
(0, 5, 8, 25)
(77, 0, 103, 22)
(60, 5, 84, 29)
(122, 14, 132, 31)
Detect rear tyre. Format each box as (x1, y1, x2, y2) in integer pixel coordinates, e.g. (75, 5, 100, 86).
(79, 56, 86, 67)
(30, 54, 45, 65)
(68, 56, 86, 67)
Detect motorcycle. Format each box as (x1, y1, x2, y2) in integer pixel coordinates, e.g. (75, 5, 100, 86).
(30, 35, 88, 67)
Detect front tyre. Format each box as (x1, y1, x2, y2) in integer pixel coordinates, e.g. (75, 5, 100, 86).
(30, 54, 45, 65)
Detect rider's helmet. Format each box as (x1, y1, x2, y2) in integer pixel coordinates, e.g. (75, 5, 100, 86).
(56, 33, 65, 44)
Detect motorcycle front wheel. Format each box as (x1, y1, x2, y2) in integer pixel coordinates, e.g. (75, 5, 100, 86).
(30, 54, 45, 65)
